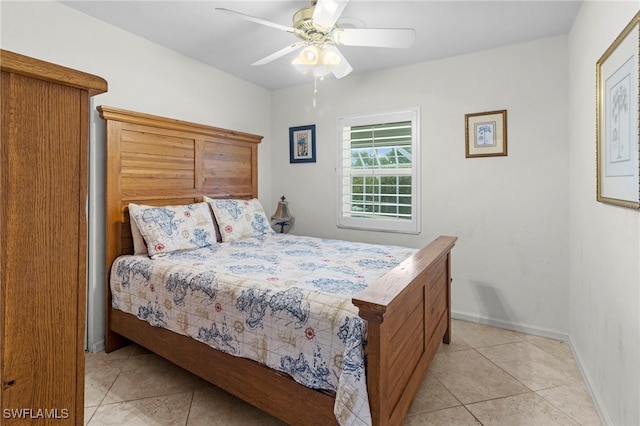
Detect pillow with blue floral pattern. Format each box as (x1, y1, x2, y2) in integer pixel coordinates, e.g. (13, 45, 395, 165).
(204, 197, 274, 242)
(128, 202, 217, 258)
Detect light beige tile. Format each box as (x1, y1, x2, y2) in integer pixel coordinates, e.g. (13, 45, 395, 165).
(85, 345, 136, 364)
(84, 406, 98, 426)
(436, 331, 472, 354)
(477, 342, 583, 391)
(537, 382, 601, 426)
(88, 392, 192, 426)
(194, 376, 216, 389)
(520, 334, 575, 361)
(466, 392, 580, 426)
(405, 405, 482, 426)
(132, 344, 153, 356)
(187, 385, 285, 425)
(84, 357, 128, 407)
(451, 320, 525, 348)
(429, 349, 529, 404)
(408, 373, 461, 416)
(102, 353, 198, 404)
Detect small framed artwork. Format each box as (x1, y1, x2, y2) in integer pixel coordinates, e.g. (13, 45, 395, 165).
(465, 110, 508, 158)
(596, 12, 639, 209)
(289, 124, 316, 163)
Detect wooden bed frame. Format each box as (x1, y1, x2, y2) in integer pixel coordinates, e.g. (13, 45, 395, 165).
(99, 105, 457, 426)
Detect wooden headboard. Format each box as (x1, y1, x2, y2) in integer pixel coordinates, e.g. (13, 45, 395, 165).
(98, 106, 262, 349)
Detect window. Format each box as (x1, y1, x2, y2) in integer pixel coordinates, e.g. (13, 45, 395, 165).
(336, 108, 420, 233)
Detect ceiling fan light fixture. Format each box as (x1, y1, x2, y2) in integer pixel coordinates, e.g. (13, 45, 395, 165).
(312, 65, 331, 78)
(291, 45, 318, 74)
(314, 46, 340, 77)
(292, 44, 341, 77)
(302, 45, 319, 63)
(320, 47, 340, 66)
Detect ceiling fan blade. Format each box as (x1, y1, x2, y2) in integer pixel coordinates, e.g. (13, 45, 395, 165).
(252, 42, 305, 66)
(216, 8, 302, 35)
(333, 28, 416, 48)
(312, 0, 349, 30)
(324, 46, 353, 79)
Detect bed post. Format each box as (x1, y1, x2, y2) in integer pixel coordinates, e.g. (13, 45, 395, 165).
(357, 309, 388, 425)
(443, 253, 453, 345)
(353, 235, 457, 425)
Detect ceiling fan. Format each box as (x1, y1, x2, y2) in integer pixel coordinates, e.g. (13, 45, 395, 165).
(216, 0, 416, 80)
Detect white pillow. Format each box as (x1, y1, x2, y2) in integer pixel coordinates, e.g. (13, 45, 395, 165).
(128, 202, 217, 258)
(204, 197, 274, 242)
(129, 216, 148, 255)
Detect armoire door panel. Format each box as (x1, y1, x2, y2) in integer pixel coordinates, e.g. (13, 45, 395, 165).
(2, 73, 82, 423)
(1, 50, 106, 425)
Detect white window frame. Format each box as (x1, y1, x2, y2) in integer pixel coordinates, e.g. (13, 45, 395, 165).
(336, 107, 420, 234)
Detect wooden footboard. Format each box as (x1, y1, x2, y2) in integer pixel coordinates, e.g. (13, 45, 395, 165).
(353, 235, 457, 425)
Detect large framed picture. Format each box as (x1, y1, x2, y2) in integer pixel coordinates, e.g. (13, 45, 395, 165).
(289, 124, 316, 163)
(465, 110, 507, 158)
(596, 12, 639, 209)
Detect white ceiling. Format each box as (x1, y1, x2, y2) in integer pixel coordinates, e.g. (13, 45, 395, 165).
(59, 1, 582, 90)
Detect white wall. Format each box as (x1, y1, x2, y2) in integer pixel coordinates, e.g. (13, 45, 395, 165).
(272, 36, 571, 338)
(1, 0, 273, 352)
(568, 3, 640, 425)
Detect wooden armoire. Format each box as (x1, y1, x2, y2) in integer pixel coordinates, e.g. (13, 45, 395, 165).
(1, 50, 107, 424)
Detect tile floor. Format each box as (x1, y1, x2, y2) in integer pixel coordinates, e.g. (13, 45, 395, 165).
(84, 319, 601, 425)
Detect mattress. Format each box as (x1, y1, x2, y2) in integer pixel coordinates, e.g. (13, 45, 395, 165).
(110, 233, 416, 425)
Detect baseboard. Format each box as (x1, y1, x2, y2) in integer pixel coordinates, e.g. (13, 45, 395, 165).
(450, 310, 608, 425)
(567, 336, 611, 426)
(451, 310, 568, 341)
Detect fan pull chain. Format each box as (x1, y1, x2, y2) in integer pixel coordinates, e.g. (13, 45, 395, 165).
(313, 75, 318, 108)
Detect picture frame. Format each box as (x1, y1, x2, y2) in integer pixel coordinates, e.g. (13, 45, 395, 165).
(596, 12, 639, 209)
(289, 124, 316, 163)
(465, 110, 508, 158)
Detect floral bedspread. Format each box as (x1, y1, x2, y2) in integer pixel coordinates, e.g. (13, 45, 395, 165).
(110, 233, 415, 426)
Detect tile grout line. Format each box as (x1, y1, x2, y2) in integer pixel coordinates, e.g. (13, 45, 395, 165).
(184, 375, 198, 426)
(453, 334, 597, 426)
(84, 347, 133, 425)
(471, 345, 537, 393)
